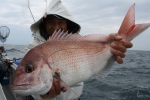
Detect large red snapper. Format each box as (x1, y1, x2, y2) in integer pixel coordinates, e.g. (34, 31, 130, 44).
(12, 4, 150, 96)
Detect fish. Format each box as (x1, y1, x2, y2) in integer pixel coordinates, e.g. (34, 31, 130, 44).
(12, 4, 150, 96)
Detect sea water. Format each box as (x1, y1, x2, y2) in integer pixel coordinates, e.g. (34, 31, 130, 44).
(3, 44, 150, 100)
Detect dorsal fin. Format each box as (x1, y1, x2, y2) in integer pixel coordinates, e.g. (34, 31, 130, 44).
(47, 29, 112, 42)
(47, 29, 81, 41)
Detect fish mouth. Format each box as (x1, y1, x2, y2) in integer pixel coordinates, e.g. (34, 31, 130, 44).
(12, 84, 33, 96)
(12, 83, 32, 90)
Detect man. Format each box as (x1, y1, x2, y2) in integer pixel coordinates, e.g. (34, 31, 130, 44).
(26, 0, 132, 99)
(0, 46, 7, 84)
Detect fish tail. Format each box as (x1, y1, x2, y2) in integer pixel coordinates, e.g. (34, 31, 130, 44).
(118, 3, 150, 41)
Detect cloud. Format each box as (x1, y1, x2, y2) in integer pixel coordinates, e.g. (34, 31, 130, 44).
(0, 0, 150, 51)
(62, 0, 150, 51)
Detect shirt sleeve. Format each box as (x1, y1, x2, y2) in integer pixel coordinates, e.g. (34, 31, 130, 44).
(25, 37, 44, 53)
(31, 82, 84, 100)
(56, 82, 84, 100)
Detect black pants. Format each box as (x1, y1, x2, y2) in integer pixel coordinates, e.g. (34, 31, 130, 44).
(0, 64, 7, 84)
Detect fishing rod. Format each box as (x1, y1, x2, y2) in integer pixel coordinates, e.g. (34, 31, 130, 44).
(27, 0, 48, 22)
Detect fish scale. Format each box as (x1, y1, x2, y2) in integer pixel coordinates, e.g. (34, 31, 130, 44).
(45, 42, 110, 86)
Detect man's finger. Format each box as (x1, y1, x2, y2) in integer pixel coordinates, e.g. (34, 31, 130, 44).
(61, 87, 67, 92)
(111, 41, 127, 53)
(40, 94, 47, 99)
(111, 48, 125, 58)
(109, 33, 122, 41)
(48, 84, 56, 98)
(53, 80, 61, 95)
(116, 56, 123, 64)
(122, 41, 133, 48)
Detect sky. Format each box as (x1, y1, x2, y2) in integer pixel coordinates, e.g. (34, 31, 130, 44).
(0, 0, 150, 51)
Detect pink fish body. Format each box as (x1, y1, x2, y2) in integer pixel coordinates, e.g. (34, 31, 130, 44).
(12, 4, 150, 96)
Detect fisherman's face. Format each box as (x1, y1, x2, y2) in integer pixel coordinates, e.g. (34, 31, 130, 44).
(45, 15, 67, 36)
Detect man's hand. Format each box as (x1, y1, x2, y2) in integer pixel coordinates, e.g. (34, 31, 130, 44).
(40, 80, 67, 99)
(109, 33, 133, 64)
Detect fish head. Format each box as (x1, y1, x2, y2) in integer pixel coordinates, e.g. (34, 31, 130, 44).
(12, 49, 53, 96)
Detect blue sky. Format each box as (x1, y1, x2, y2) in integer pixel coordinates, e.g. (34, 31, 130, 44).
(0, 0, 150, 51)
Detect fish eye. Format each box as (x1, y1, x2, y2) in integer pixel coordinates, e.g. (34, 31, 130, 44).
(25, 64, 34, 73)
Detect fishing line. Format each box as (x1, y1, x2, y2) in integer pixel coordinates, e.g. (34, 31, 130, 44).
(44, 0, 47, 17)
(28, 0, 35, 22)
(23, 0, 48, 23)
(53, 75, 81, 100)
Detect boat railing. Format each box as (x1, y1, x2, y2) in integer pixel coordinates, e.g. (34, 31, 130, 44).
(0, 84, 7, 100)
